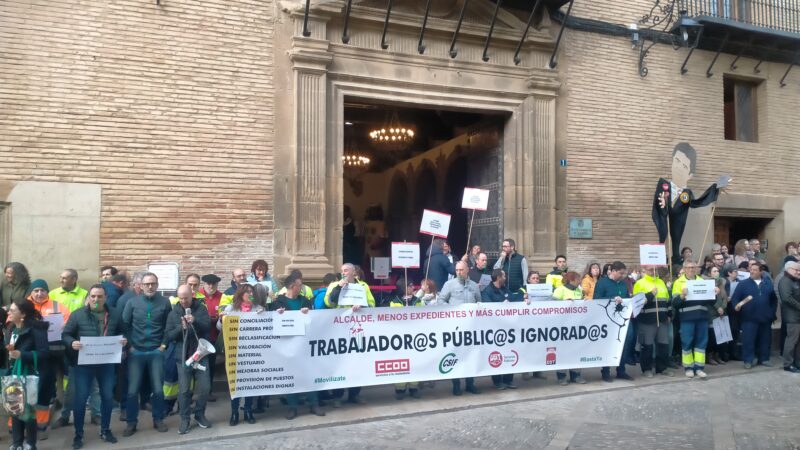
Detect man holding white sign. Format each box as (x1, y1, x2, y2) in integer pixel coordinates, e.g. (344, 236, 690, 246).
(672, 260, 717, 378)
(62, 284, 126, 449)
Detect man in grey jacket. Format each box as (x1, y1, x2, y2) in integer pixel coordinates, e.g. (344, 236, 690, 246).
(121, 272, 171, 436)
(778, 261, 800, 373)
(439, 261, 482, 395)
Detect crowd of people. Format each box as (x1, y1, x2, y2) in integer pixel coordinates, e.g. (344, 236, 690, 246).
(0, 236, 797, 449)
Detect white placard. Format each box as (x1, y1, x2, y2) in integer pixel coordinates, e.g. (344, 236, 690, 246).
(147, 262, 180, 291)
(527, 283, 554, 300)
(639, 244, 667, 267)
(78, 335, 123, 365)
(686, 279, 716, 301)
(478, 274, 492, 291)
(391, 242, 420, 268)
(372, 257, 391, 280)
(712, 316, 733, 344)
(338, 283, 368, 306)
(419, 209, 451, 238)
(273, 311, 307, 336)
(461, 188, 490, 211)
(44, 314, 64, 342)
(630, 293, 647, 318)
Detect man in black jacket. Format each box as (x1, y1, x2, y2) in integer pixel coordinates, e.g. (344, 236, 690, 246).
(165, 285, 212, 434)
(779, 262, 800, 373)
(423, 239, 456, 291)
(62, 284, 126, 449)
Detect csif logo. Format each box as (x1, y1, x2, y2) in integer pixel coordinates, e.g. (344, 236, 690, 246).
(439, 353, 458, 374)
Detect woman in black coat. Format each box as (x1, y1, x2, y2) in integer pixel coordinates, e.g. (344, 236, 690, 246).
(5, 299, 49, 450)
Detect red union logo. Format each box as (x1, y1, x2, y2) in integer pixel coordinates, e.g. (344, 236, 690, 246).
(488, 351, 503, 368)
(375, 359, 410, 375)
(546, 347, 557, 366)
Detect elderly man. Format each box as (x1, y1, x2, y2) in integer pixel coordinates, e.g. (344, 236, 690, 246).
(440, 261, 482, 395)
(62, 284, 126, 449)
(468, 253, 490, 290)
(165, 285, 211, 434)
(122, 273, 171, 436)
(732, 262, 777, 369)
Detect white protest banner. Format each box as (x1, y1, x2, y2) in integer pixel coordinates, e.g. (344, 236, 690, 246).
(527, 284, 554, 300)
(372, 257, 391, 280)
(338, 283, 368, 307)
(44, 314, 64, 342)
(461, 188, 490, 211)
(222, 299, 633, 398)
(273, 312, 307, 337)
(639, 244, 667, 267)
(391, 242, 420, 268)
(686, 279, 716, 301)
(712, 316, 733, 344)
(419, 209, 451, 238)
(78, 335, 123, 365)
(148, 262, 179, 291)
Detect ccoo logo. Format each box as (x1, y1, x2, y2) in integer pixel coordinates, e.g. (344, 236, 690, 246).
(375, 359, 410, 376)
(439, 353, 458, 374)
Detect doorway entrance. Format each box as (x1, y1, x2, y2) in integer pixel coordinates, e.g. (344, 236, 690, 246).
(714, 216, 772, 251)
(341, 100, 505, 283)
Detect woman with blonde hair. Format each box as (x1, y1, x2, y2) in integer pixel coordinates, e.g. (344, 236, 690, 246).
(733, 239, 750, 267)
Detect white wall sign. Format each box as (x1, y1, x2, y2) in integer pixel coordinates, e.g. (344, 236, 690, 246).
(372, 257, 391, 280)
(391, 242, 420, 268)
(419, 209, 451, 238)
(148, 262, 180, 291)
(461, 188, 490, 211)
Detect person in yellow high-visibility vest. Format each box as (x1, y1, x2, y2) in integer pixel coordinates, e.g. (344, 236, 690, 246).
(672, 260, 717, 379)
(634, 267, 675, 377)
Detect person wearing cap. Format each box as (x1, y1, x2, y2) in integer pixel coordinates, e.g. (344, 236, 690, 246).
(165, 284, 211, 434)
(198, 274, 223, 401)
(778, 261, 800, 372)
(62, 284, 126, 449)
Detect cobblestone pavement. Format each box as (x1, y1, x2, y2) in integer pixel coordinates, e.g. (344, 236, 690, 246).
(33, 359, 800, 450)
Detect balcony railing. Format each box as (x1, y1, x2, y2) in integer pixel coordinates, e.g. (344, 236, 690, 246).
(686, 0, 800, 34)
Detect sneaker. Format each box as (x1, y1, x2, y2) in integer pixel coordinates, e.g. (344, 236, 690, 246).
(744, 362, 753, 369)
(100, 431, 118, 444)
(573, 376, 587, 384)
(72, 437, 83, 450)
(616, 373, 634, 381)
(643, 370, 654, 378)
(494, 384, 506, 391)
(505, 383, 518, 389)
(195, 415, 211, 429)
(601, 374, 613, 383)
(761, 361, 774, 367)
(784, 366, 800, 373)
(122, 424, 137, 437)
(154, 421, 168, 433)
(661, 368, 676, 377)
(178, 419, 189, 435)
(685, 369, 695, 378)
(696, 370, 708, 379)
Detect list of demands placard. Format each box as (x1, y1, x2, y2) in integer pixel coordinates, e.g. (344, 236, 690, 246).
(222, 300, 634, 399)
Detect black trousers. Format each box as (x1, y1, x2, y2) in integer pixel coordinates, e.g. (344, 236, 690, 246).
(11, 416, 37, 448)
(491, 374, 514, 386)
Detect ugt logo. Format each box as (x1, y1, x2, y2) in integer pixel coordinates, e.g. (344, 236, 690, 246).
(546, 347, 557, 366)
(488, 351, 503, 368)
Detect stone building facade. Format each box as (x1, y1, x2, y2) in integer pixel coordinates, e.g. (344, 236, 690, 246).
(0, 0, 797, 286)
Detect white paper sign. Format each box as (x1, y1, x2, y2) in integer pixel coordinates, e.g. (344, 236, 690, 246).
(712, 316, 733, 344)
(391, 242, 420, 268)
(686, 279, 716, 301)
(639, 244, 667, 267)
(44, 314, 64, 342)
(372, 257, 391, 280)
(630, 293, 647, 318)
(338, 283, 368, 306)
(478, 274, 492, 291)
(527, 283, 554, 300)
(78, 335, 123, 365)
(273, 311, 307, 336)
(147, 262, 180, 291)
(461, 188, 490, 211)
(419, 209, 451, 238)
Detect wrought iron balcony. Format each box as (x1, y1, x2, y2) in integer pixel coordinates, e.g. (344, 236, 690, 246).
(685, 0, 800, 34)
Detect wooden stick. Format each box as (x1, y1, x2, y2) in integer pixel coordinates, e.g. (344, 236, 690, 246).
(653, 267, 660, 327)
(699, 202, 718, 262)
(424, 235, 435, 282)
(465, 209, 476, 255)
(666, 213, 674, 281)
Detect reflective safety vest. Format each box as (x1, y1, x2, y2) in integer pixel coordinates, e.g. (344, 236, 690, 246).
(546, 270, 565, 290)
(671, 275, 710, 321)
(49, 285, 88, 313)
(552, 285, 582, 300)
(324, 280, 376, 308)
(633, 274, 670, 324)
(277, 284, 313, 300)
(389, 296, 423, 308)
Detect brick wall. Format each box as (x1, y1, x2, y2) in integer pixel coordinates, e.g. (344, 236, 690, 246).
(557, 0, 800, 270)
(0, 0, 275, 281)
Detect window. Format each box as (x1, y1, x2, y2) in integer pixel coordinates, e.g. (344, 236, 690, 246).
(724, 77, 758, 142)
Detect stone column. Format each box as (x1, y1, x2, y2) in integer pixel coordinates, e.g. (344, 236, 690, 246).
(527, 86, 558, 267)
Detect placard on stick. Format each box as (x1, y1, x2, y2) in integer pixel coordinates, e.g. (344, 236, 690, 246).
(371, 257, 391, 280)
(461, 188, 490, 211)
(639, 243, 667, 267)
(419, 209, 451, 238)
(391, 242, 420, 268)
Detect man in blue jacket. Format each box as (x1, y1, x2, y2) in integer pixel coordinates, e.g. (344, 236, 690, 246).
(423, 239, 455, 291)
(731, 262, 777, 369)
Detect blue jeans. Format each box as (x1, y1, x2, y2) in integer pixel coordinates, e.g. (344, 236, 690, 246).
(680, 319, 709, 369)
(61, 363, 101, 421)
(73, 364, 115, 437)
(741, 321, 771, 364)
(556, 370, 581, 381)
(126, 349, 165, 424)
(231, 396, 253, 414)
(602, 324, 633, 377)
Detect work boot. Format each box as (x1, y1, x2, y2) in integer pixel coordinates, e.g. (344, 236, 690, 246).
(153, 420, 168, 432)
(72, 436, 83, 450)
(229, 412, 239, 426)
(310, 405, 325, 417)
(100, 431, 117, 444)
(465, 384, 481, 394)
(122, 423, 137, 437)
(243, 411, 256, 424)
(286, 409, 298, 421)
